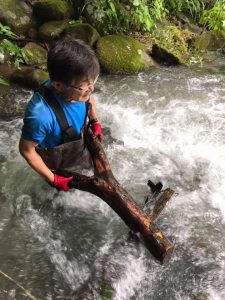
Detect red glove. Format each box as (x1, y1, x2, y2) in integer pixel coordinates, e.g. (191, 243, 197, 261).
(53, 174, 73, 191)
(91, 122, 103, 142)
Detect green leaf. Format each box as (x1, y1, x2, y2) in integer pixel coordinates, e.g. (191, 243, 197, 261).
(0, 76, 9, 86)
(133, 0, 140, 6)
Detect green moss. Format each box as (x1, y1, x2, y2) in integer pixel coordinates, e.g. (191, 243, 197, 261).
(12, 68, 49, 89)
(0, 0, 34, 35)
(96, 35, 154, 74)
(66, 23, 100, 46)
(34, 0, 73, 21)
(22, 43, 47, 66)
(193, 30, 225, 51)
(152, 25, 194, 64)
(38, 19, 70, 41)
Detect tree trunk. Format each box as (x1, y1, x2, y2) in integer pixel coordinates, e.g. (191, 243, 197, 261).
(61, 130, 174, 264)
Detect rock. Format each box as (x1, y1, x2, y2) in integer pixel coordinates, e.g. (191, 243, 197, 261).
(193, 291, 210, 300)
(152, 44, 181, 64)
(11, 67, 49, 89)
(33, 0, 74, 21)
(222, 44, 225, 54)
(65, 23, 100, 46)
(27, 28, 39, 40)
(176, 12, 201, 34)
(38, 19, 70, 41)
(152, 25, 194, 65)
(193, 30, 225, 51)
(70, 0, 85, 19)
(0, 86, 31, 120)
(0, 0, 37, 35)
(96, 35, 155, 74)
(22, 42, 48, 66)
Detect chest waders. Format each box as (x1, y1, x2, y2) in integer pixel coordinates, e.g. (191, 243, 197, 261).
(35, 86, 92, 174)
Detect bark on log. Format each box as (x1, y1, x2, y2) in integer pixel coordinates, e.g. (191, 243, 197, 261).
(61, 130, 174, 264)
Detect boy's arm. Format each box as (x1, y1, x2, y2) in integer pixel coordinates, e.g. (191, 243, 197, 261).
(89, 94, 98, 120)
(19, 139, 54, 183)
(88, 95, 103, 142)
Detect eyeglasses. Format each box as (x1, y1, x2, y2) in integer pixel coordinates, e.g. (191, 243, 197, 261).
(67, 75, 99, 92)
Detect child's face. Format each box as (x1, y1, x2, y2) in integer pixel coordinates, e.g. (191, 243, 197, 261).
(61, 76, 98, 103)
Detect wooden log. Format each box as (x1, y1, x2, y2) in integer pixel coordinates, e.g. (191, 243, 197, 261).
(145, 188, 175, 222)
(61, 130, 174, 264)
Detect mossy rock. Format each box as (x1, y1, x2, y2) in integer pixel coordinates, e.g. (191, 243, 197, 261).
(22, 43, 48, 66)
(38, 19, 70, 41)
(11, 67, 49, 89)
(33, 0, 74, 21)
(152, 25, 194, 65)
(0, 0, 37, 35)
(193, 30, 225, 51)
(65, 23, 100, 46)
(96, 35, 154, 74)
(152, 44, 181, 64)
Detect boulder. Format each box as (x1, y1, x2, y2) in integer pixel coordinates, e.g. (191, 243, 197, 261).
(65, 23, 100, 46)
(33, 0, 74, 21)
(11, 67, 49, 89)
(152, 25, 194, 65)
(152, 44, 181, 64)
(22, 42, 48, 66)
(96, 35, 154, 74)
(38, 19, 70, 41)
(0, 0, 37, 35)
(193, 30, 225, 51)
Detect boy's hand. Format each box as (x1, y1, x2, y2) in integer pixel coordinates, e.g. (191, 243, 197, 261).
(53, 174, 73, 191)
(91, 122, 103, 142)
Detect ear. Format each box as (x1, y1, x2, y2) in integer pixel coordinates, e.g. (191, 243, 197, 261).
(51, 81, 65, 92)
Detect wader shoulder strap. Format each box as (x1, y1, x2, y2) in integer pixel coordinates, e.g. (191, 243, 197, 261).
(36, 85, 79, 143)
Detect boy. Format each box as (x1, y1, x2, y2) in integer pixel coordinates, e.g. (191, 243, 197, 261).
(19, 37, 102, 191)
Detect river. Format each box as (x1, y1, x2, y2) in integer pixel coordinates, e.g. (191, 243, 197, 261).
(0, 59, 225, 300)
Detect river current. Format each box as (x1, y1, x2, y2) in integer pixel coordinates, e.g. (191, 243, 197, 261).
(0, 60, 225, 300)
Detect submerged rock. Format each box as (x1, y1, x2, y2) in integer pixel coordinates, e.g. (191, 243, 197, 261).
(65, 22, 100, 46)
(193, 30, 225, 51)
(33, 0, 74, 21)
(11, 67, 49, 89)
(0, 0, 36, 35)
(193, 291, 210, 300)
(22, 42, 48, 66)
(38, 19, 70, 41)
(0, 86, 32, 120)
(96, 35, 154, 74)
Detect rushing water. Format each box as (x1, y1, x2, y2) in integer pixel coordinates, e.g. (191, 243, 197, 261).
(0, 60, 225, 300)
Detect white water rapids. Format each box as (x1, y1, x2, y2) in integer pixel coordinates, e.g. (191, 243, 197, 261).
(0, 64, 225, 299)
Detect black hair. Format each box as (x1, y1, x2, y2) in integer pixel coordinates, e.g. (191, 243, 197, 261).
(47, 37, 100, 85)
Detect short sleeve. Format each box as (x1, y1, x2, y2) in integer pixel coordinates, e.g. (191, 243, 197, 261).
(21, 93, 53, 144)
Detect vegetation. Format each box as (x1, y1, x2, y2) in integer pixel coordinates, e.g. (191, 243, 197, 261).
(200, 0, 225, 30)
(83, 0, 225, 34)
(0, 23, 27, 68)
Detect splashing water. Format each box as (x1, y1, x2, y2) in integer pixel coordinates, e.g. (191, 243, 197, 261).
(0, 64, 225, 299)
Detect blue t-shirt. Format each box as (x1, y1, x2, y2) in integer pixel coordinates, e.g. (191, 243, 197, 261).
(21, 81, 87, 148)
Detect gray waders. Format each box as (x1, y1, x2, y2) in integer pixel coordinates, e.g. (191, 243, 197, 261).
(35, 85, 92, 175)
